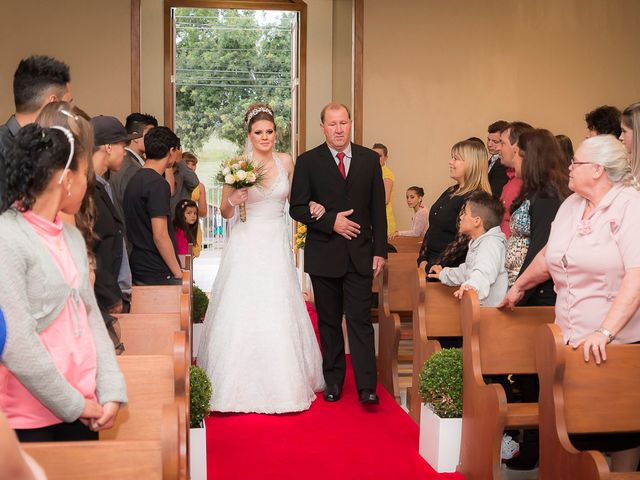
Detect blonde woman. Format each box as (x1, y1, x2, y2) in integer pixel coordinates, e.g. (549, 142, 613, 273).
(621, 102, 640, 179)
(417, 139, 491, 272)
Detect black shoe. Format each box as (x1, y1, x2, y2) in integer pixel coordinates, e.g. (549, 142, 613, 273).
(358, 389, 379, 405)
(323, 384, 342, 402)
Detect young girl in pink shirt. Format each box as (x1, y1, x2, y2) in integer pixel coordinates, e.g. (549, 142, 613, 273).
(0, 122, 127, 442)
(174, 199, 200, 256)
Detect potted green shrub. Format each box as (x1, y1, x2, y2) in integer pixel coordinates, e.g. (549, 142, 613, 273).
(192, 284, 209, 358)
(190, 365, 212, 480)
(418, 348, 463, 473)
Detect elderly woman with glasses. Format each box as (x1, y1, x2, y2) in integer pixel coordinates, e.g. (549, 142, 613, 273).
(501, 134, 640, 471)
(0, 123, 127, 443)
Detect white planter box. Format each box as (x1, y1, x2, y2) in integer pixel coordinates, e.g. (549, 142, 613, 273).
(419, 403, 462, 473)
(192, 323, 204, 359)
(190, 421, 207, 480)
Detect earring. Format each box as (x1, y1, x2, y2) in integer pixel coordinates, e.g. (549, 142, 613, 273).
(67, 188, 72, 197)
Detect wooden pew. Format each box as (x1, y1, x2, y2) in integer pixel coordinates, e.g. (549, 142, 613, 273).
(408, 275, 459, 423)
(536, 324, 640, 479)
(457, 290, 554, 480)
(101, 355, 188, 479)
(377, 253, 419, 401)
(130, 279, 189, 316)
(389, 236, 423, 253)
(24, 403, 181, 480)
(129, 283, 191, 358)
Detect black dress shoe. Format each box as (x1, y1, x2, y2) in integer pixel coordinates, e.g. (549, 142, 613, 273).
(358, 389, 379, 405)
(323, 384, 342, 402)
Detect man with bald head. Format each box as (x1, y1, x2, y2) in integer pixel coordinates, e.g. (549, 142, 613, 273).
(290, 102, 387, 406)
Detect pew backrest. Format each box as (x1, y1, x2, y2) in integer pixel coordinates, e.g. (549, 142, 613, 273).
(389, 236, 422, 253)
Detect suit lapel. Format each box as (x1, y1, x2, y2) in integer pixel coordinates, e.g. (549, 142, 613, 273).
(345, 143, 361, 189)
(97, 182, 123, 224)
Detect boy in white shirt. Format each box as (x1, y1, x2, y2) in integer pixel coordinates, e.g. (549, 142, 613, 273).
(428, 191, 507, 306)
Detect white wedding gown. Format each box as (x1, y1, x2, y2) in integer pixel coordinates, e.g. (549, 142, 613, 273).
(197, 155, 325, 413)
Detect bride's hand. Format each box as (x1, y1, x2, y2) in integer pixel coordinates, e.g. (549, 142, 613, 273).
(228, 188, 249, 207)
(308, 201, 326, 219)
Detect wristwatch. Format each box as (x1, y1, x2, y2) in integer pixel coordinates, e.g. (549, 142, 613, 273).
(595, 327, 614, 343)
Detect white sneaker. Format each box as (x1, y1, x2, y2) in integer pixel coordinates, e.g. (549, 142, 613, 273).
(501, 434, 520, 461)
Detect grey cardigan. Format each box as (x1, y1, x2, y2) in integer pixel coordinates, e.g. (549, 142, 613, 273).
(0, 209, 127, 422)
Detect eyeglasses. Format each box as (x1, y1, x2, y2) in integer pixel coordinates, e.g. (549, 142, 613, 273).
(570, 157, 595, 167)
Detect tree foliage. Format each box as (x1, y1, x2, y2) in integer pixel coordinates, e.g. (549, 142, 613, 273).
(175, 8, 293, 154)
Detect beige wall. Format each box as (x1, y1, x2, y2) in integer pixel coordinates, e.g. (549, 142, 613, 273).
(363, 0, 640, 230)
(0, 0, 131, 122)
(332, 0, 353, 111)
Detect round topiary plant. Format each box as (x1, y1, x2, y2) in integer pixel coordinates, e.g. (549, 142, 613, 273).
(418, 348, 463, 418)
(190, 365, 212, 428)
(192, 284, 209, 324)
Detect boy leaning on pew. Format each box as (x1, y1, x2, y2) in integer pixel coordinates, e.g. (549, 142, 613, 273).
(428, 191, 508, 307)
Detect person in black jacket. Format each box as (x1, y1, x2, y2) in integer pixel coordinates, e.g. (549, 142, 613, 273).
(417, 139, 492, 273)
(290, 102, 387, 405)
(487, 120, 510, 197)
(503, 128, 571, 471)
(0, 55, 72, 199)
(90, 116, 141, 314)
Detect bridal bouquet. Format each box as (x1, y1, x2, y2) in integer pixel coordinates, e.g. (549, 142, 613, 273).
(216, 155, 264, 222)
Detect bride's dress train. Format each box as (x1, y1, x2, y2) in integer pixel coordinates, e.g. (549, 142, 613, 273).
(197, 155, 325, 413)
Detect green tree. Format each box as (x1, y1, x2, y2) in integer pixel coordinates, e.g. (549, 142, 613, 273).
(175, 9, 293, 154)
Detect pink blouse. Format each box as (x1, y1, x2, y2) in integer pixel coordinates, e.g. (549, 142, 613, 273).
(397, 206, 429, 237)
(545, 184, 640, 345)
(0, 211, 97, 428)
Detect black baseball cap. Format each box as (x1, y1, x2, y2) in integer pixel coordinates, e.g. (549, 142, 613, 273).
(91, 115, 143, 146)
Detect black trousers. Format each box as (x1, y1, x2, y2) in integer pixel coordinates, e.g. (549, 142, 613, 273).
(310, 263, 376, 391)
(16, 420, 98, 442)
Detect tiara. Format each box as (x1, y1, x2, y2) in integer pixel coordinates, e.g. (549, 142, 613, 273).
(246, 107, 273, 123)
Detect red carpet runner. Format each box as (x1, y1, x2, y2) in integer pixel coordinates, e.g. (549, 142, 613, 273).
(205, 304, 464, 479)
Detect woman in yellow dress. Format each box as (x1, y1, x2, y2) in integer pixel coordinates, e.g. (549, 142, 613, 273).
(372, 143, 396, 237)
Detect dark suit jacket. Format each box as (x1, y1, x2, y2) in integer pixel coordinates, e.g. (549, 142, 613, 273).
(109, 150, 142, 220)
(290, 142, 387, 278)
(488, 158, 509, 198)
(93, 180, 125, 311)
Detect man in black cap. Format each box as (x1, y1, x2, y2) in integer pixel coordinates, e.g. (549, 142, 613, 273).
(90, 116, 142, 318)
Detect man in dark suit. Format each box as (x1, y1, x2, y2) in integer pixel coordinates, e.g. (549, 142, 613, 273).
(290, 102, 387, 405)
(91, 116, 141, 315)
(109, 113, 158, 221)
(487, 120, 509, 198)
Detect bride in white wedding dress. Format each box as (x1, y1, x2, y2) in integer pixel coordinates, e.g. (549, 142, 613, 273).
(197, 103, 325, 413)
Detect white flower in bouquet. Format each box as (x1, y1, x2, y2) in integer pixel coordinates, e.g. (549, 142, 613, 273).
(216, 154, 266, 222)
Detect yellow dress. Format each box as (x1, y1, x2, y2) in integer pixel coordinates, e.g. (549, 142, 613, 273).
(381, 164, 396, 236)
(190, 186, 203, 257)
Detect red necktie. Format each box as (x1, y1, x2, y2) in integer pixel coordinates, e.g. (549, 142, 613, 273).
(336, 152, 346, 179)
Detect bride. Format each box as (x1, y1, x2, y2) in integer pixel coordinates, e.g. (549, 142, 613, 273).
(197, 103, 325, 413)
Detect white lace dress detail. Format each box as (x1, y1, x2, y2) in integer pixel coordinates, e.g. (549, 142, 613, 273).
(197, 154, 325, 413)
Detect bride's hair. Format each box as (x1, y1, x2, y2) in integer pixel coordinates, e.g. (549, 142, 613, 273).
(244, 102, 276, 133)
